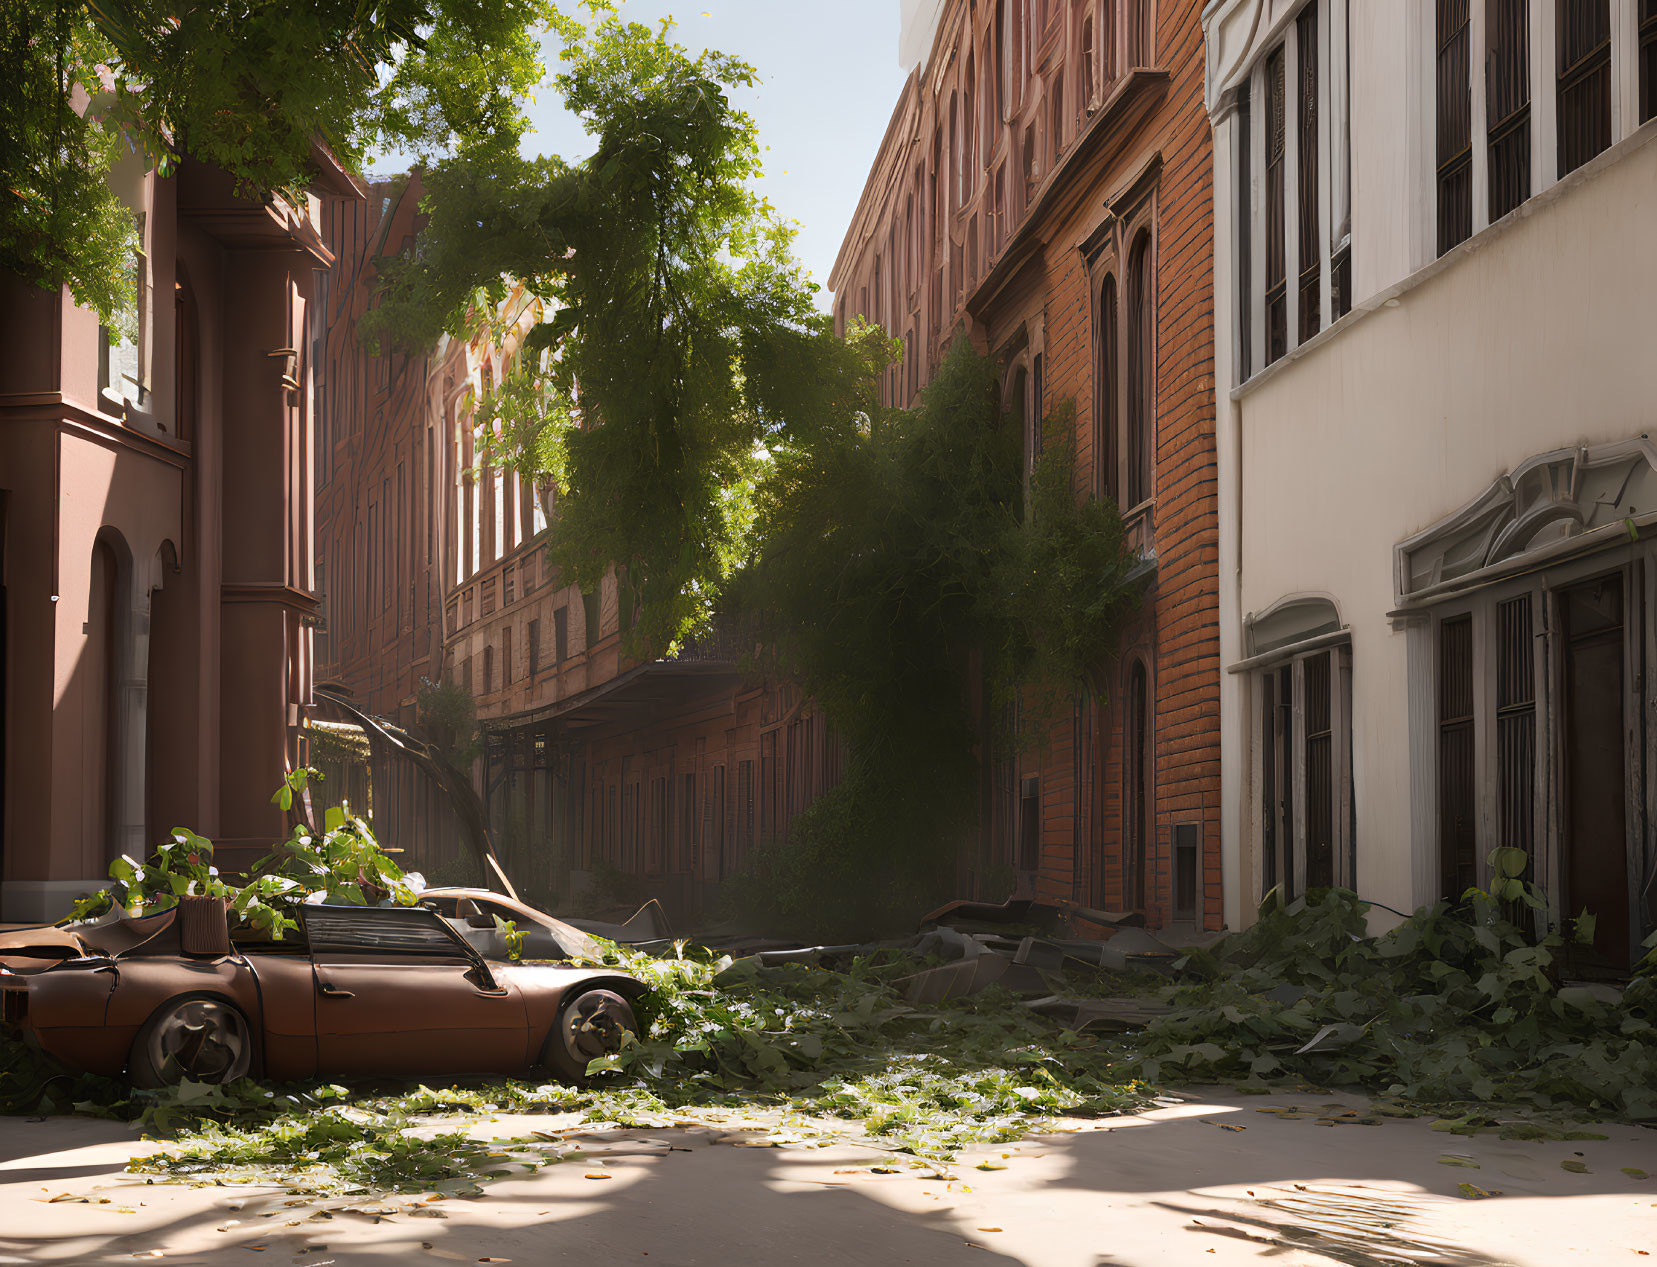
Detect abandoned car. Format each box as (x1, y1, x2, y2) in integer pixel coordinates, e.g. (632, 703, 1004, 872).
(0, 896, 645, 1088)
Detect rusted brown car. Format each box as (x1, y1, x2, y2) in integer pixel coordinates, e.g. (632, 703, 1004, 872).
(0, 898, 645, 1088)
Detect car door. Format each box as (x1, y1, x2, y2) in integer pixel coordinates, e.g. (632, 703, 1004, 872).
(300, 905, 529, 1078)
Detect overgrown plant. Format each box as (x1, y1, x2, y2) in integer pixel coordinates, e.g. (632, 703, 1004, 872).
(367, 6, 818, 655)
(63, 769, 423, 940)
(3, 0, 558, 328)
(1128, 856, 1657, 1119)
(723, 341, 1146, 939)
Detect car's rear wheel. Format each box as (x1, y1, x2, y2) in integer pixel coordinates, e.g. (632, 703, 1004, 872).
(128, 997, 253, 1089)
(542, 988, 638, 1083)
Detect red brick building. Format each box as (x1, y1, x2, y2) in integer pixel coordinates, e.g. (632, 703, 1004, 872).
(314, 192, 842, 917)
(830, 0, 1220, 929)
(2, 148, 360, 919)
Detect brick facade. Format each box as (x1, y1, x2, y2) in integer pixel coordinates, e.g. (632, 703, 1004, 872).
(830, 0, 1220, 928)
(315, 190, 836, 919)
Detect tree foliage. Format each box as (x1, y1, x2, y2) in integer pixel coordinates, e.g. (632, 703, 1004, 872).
(726, 338, 1146, 938)
(368, 7, 823, 653)
(364, 11, 1146, 935)
(2, 0, 555, 325)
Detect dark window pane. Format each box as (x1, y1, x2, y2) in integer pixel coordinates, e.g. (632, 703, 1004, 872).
(1298, 6, 1322, 343)
(1642, 0, 1657, 124)
(1438, 0, 1474, 254)
(1497, 595, 1536, 859)
(1097, 275, 1118, 498)
(1304, 653, 1334, 890)
(1126, 234, 1153, 507)
(1237, 80, 1253, 379)
(1438, 615, 1476, 898)
(1266, 47, 1289, 362)
(1488, 0, 1532, 221)
(1558, 0, 1612, 176)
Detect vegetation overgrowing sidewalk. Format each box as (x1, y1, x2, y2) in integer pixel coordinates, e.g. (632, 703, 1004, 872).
(4, 834, 1655, 1199)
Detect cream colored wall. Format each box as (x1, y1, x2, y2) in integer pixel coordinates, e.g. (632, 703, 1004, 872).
(1232, 126, 1657, 916)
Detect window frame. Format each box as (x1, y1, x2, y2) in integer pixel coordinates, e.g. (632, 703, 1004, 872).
(1230, 0, 1354, 384)
(1248, 637, 1356, 903)
(1417, 545, 1650, 935)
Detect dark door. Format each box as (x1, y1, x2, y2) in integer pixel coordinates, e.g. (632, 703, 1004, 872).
(1560, 574, 1631, 970)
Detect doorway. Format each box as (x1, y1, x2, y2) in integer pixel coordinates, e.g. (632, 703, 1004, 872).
(1559, 573, 1631, 970)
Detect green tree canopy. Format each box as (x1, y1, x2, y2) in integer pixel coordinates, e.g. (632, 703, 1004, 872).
(365, 11, 1147, 933)
(367, 7, 838, 653)
(2, 0, 556, 326)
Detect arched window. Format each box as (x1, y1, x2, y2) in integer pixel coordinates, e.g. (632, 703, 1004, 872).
(1125, 231, 1153, 507)
(1103, 0, 1120, 84)
(173, 271, 197, 441)
(962, 59, 976, 204)
(1124, 658, 1150, 910)
(1096, 273, 1118, 498)
(1010, 364, 1031, 488)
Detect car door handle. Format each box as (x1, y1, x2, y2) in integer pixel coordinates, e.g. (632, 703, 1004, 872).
(318, 982, 354, 999)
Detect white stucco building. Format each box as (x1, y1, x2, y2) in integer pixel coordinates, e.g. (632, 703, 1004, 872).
(1203, 0, 1656, 969)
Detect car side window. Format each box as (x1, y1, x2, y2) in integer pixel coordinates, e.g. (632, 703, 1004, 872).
(300, 905, 473, 960)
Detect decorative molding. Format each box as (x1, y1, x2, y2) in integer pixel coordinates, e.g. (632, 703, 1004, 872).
(1395, 435, 1657, 601)
(1241, 592, 1345, 659)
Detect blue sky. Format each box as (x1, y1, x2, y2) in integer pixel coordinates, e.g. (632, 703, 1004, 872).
(371, 2, 909, 310)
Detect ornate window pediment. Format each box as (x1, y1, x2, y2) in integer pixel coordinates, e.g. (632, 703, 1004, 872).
(1396, 437, 1657, 599)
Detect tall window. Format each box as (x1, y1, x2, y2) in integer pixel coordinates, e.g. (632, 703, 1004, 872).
(1304, 651, 1334, 888)
(1082, 12, 1096, 104)
(1487, 0, 1532, 221)
(1437, 614, 1477, 898)
(1124, 660, 1150, 910)
(1236, 80, 1254, 380)
(1125, 232, 1153, 508)
(1051, 71, 1066, 160)
(1331, 0, 1352, 319)
(1130, 0, 1152, 67)
(1297, 4, 1321, 343)
(1437, 0, 1474, 254)
(1557, 0, 1612, 176)
(1496, 594, 1536, 859)
(949, 93, 960, 214)
(1103, 0, 1120, 84)
(1265, 46, 1288, 363)
(1096, 274, 1118, 499)
(1642, 0, 1657, 124)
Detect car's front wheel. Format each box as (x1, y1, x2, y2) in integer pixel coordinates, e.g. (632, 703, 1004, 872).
(542, 988, 638, 1083)
(128, 997, 253, 1089)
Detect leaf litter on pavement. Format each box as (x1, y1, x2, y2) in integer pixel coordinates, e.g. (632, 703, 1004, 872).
(5, 884, 1656, 1200)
